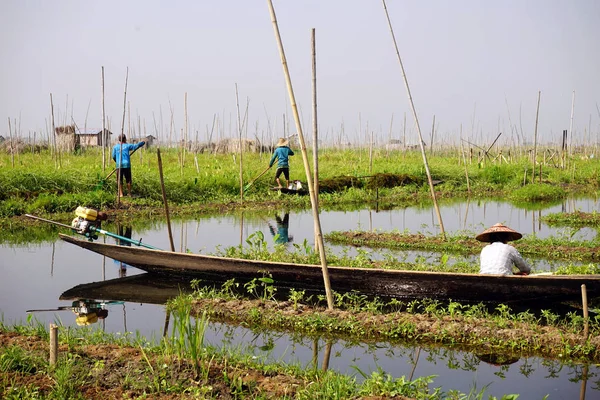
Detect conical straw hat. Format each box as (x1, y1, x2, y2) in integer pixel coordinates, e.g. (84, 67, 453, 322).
(276, 137, 289, 147)
(475, 223, 522, 242)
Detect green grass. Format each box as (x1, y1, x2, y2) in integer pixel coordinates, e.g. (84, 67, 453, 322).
(2, 147, 600, 219)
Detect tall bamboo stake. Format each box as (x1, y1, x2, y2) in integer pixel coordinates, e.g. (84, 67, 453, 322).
(569, 90, 575, 157)
(382, 0, 445, 239)
(403, 111, 406, 149)
(184, 92, 188, 166)
(429, 114, 435, 154)
(157, 148, 175, 252)
(532, 91, 541, 184)
(117, 68, 129, 206)
(311, 28, 320, 251)
(50, 93, 57, 168)
(369, 130, 374, 173)
(460, 125, 470, 193)
(266, 0, 334, 309)
(101, 67, 106, 171)
(8, 118, 14, 168)
(235, 83, 244, 202)
(387, 113, 393, 158)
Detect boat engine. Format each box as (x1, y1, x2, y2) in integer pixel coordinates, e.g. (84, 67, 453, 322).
(71, 206, 108, 240)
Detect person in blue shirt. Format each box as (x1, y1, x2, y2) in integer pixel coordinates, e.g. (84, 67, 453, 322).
(112, 134, 145, 197)
(269, 137, 294, 188)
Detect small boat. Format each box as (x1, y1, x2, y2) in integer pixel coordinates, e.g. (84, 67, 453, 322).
(60, 234, 600, 304)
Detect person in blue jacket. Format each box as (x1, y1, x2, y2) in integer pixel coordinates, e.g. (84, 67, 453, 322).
(112, 134, 145, 197)
(269, 137, 294, 188)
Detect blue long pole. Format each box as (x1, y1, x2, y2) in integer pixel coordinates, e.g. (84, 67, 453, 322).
(91, 227, 161, 250)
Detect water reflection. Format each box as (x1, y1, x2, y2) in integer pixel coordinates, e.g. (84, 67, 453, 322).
(52, 274, 599, 398)
(27, 299, 121, 327)
(115, 225, 133, 277)
(267, 211, 293, 244)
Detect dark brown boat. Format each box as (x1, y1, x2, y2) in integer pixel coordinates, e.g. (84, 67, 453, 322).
(60, 233, 600, 303)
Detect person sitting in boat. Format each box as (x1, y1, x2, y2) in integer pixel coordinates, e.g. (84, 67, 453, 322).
(476, 223, 531, 276)
(269, 137, 294, 189)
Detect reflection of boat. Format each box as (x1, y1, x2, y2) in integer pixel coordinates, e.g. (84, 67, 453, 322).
(60, 233, 600, 303)
(60, 274, 195, 304)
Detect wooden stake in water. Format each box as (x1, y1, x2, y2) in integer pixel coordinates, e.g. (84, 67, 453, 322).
(382, 0, 446, 239)
(267, 0, 334, 309)
(531, 91, 541, 184)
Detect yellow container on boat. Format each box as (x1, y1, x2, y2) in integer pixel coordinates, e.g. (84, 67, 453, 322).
(75, 206, 99, 221)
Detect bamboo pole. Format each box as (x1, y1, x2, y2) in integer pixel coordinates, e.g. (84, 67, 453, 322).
(460, 125, 470, 193)
(382, 0, 446, 239)
(403, 111, 406, 150)
(8, 118, 14, 168)
(184, 92, 188, 166)
(49, 323, 58, 366)
(266, 0, 334, 309)
(582, 284, 589, 340)
(568, 90, 575, 157)
(532, 91, 541, 184)
(369, 130, 373, 174)
(235, 83, 244, 202)
(157, 148, 175, 252)
(101, 67, 106, 171)
(429, 114, 435, 154)
(117, 67, 129, 206)
(50, 93, 57, 168)
(311, 28, 320, 252)
(387, 113, 393, 158)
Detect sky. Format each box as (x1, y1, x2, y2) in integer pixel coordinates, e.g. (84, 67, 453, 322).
(1, 0, 599, 147)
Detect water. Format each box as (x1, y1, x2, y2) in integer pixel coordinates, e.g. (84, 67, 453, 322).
(2, 197, 599, 398)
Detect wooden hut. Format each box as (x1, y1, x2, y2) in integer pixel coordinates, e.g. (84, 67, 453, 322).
(76, 129, 113, 147)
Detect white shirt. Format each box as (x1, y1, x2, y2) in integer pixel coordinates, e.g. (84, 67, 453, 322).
(479, 242, 531, 275)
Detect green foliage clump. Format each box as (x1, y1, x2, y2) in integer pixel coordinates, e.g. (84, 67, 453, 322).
(509, 183, 566, 202)
(477, 165, 518, 186)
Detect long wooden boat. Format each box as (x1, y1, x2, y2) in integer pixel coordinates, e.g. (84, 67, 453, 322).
(60, 233, 600, 304)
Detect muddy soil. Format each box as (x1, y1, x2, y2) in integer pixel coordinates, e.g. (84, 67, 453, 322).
(3, 330, 387, 399)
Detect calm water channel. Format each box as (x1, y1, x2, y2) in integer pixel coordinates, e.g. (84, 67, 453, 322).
(2, 197, 599, 398)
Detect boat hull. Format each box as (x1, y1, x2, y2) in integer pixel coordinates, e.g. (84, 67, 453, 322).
(60, 234, 600, 303)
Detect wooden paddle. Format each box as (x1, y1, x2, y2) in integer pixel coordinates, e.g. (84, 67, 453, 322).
(243, 165, 271, 193)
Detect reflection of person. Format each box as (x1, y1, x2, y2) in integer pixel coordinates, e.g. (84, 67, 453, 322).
(112, 134, 145, 197)
(476, 223, 531, 276)
(115, 226, 133, 277)
(72, 300, 109, 326)
(268, 212, 293, 244)
(269, 138, 294, 188)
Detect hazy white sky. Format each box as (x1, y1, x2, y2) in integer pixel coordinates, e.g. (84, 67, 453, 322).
(1, 0, 599, 146)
